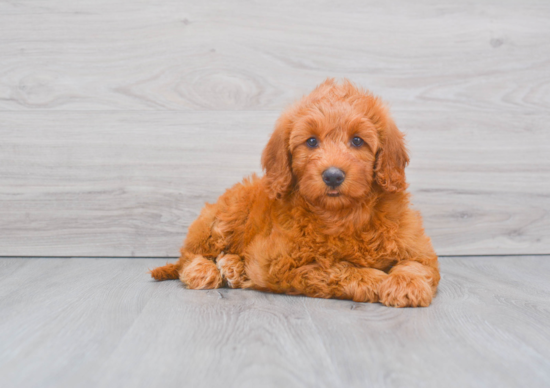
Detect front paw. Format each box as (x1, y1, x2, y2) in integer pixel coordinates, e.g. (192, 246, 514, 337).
(378, 273, 433, 307)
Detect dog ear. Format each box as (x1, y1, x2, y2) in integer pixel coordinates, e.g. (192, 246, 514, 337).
(261, 115, 293, 199)
(374, 118, 409, 193)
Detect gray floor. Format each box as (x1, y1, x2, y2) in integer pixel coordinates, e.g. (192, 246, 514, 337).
(1, 257, 549, 388)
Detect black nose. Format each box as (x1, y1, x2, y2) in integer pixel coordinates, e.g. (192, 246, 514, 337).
(322, 167, 345, 187)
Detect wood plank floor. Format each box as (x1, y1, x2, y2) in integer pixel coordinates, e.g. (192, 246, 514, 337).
(1, 257, 549, 388)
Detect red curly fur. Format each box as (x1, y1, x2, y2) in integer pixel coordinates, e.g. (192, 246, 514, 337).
(151, 79, 440, 307)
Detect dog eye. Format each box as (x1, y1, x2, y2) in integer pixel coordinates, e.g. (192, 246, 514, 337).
(351, 137, 364, 147)
(306, 137, 319, 148)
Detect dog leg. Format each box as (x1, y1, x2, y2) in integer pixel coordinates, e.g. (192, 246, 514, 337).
(179, 254, 223, 290)
(378, 260, 440, 307)
(338, 267, 389, 303)
(216, 253, 248, 289)
(271, 262, 388, 303)
(152, 202, 226, 289)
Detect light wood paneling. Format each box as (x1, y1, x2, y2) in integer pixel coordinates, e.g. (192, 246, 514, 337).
(0, 257, 549, 388)
(1, 0, 549, 256)
(1, 109, 548, 256)
(0, 1, 549, 112)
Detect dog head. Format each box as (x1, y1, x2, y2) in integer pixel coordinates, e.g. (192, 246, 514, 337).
(262, 79, 409, 210)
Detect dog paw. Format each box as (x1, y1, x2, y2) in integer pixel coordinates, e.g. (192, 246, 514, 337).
(216, 253, 248, 289)
(378, 273, 433, 307)
(342, 268, 388, 303)
(180, 256, 223, 290)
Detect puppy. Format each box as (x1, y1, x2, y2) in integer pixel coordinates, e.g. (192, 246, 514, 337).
(151, 79, 440, 307)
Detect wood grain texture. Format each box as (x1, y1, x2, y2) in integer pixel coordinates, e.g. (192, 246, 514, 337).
(1, 0, 549, 256)
(0, 0, 549, 112)
(1, 110, 548, 256)
(0, 257, 549, 388)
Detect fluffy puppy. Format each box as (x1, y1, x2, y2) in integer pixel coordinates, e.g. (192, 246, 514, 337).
(151, 79, 440, 307)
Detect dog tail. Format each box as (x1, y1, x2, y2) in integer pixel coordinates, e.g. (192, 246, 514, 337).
(150, 262, 181, 281)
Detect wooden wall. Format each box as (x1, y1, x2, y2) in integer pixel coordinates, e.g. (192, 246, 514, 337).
(1, 0, 549, 256)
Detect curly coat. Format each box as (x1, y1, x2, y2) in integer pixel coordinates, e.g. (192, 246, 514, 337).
(151, 79, 440, 307)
